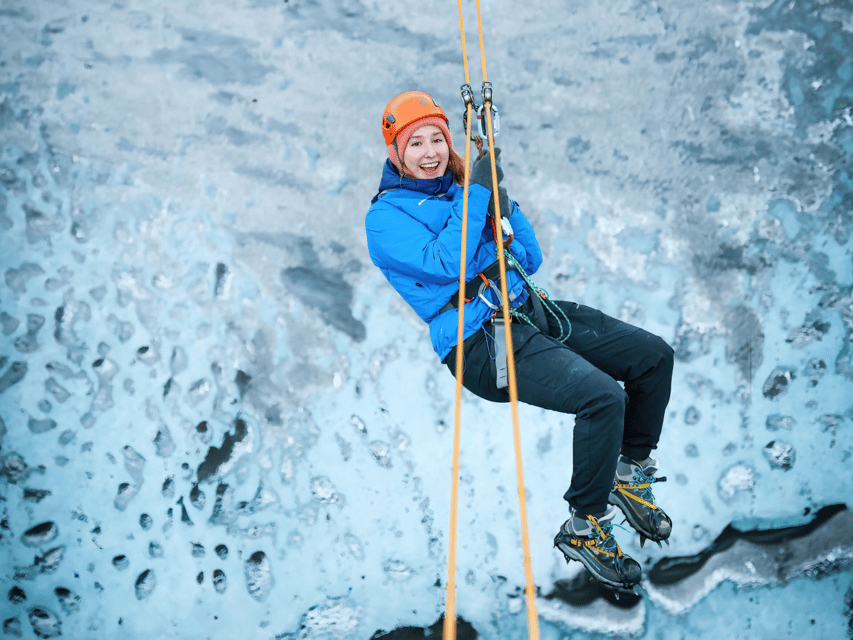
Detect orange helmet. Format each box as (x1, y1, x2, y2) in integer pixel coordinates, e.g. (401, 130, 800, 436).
(382, 91, 449, 145)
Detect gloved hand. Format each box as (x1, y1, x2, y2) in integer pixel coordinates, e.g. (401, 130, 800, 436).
(469, 147, 503, 192)
(488, 186, 513, 219)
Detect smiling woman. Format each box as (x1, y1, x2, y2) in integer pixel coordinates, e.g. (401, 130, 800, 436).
(364, 89, 675, 594)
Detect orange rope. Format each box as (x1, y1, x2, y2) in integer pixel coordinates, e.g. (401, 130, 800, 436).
(447, 2, 540, 639)
(482, 97, 542, 640)
(444, 3, 474, 639)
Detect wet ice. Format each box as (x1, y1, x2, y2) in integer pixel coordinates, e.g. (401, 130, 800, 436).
(1, 1, 852, 638)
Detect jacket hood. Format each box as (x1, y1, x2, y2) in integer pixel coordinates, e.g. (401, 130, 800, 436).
(371, 159, 455, 204)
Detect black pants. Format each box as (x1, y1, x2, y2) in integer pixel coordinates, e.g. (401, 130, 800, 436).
(445, 297, 674, 518)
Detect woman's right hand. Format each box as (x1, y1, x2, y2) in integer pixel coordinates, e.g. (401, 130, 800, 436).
(469, 147, 503, 191)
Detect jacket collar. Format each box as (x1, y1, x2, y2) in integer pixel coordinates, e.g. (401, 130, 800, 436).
(372, 159, 455, 204)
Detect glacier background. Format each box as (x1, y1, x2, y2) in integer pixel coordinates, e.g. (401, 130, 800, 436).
(1, 0, 852, 638)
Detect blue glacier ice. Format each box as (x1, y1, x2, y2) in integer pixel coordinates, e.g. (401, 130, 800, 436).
(1, 1, 852, 638)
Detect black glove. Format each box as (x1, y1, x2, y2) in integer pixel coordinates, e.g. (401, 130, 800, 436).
(488, 186, 512, 219)
(469, 147, 503, 191)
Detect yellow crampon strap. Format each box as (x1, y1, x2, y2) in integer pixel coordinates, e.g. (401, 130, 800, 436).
(614, 483, 657, 509)
(445, 2, 540, 640)
(570, 516, 623, 559)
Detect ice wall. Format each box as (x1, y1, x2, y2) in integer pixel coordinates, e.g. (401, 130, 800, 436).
(1, 0, 852, 638)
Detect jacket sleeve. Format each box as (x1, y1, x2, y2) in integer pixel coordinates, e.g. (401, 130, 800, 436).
(366, 185, 492, 284)
(507, 202, 543, 275)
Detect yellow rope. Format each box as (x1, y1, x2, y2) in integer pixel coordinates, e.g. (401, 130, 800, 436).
(444, 3, 474, 639)
(481, 66, 542, 640)
(447, 2, 540, 639)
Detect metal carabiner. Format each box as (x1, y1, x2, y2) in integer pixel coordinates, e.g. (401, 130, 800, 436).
(460, 83, 475, 107)
(461, 83, 482, 142)
(478, 82, 500, 140)
(481, 81, 493, 105)
(461, 82, 500, 142)
(478, 279, 501, 311)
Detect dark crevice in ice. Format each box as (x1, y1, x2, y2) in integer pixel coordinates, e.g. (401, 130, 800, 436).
(370, 614, 478, 640)
(237, 230, 366, 340)
(208, 483, 229, 526)
(134, 568, 156, 600)
(22, 522, 58, 547)
(234, 369, 251, 399)
(0, 361, 28, 395)
(22, 488, 51, 503)
(536, 503, 853, 612)
(281, 266, 366, 341)
(13, 546, 65, 580)
(196, 418, 248, 483)
(649, 503, 849, 585)
(8, 586, 26, 603)
(177, 496, 194, 525)
(244, 550, 272, 601)
(27, 606, 61, 638)
(545, 571, 642, 609)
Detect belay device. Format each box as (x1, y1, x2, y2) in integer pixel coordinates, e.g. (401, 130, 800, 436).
(461, 82, 500, 145)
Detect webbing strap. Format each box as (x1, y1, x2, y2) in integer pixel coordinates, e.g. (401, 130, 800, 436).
(493, 318, 509, 389)
(447, 2, 540, 639)
(528, 290, 550, 334)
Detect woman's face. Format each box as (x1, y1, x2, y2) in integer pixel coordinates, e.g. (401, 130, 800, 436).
(403, 124, 449, 180)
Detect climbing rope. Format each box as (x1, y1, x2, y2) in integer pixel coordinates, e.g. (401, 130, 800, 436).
(446, 2, 540, 639)
(445, 1, 473, 635)
(505, 253, 572, 343)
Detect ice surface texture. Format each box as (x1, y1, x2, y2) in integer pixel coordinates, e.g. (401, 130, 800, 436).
(1, 0, 852, 639)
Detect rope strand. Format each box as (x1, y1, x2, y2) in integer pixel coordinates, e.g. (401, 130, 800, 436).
(482, 94, 542, 640)
(444, 2, 475, 637)
(505, 252, 572, 342)
(450, 2, 541, 639)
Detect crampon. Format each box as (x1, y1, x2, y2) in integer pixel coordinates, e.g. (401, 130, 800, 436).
(554, 505, 642, 596)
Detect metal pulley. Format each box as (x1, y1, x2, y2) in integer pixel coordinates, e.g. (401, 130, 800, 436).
(460, 82, 500, 142)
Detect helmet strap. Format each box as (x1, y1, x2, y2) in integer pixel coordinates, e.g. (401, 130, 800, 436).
(392, 139, 409, 176)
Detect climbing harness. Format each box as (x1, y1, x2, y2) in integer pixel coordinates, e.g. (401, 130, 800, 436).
(445, 1, 541, 639)
(438, 260, 518, 314)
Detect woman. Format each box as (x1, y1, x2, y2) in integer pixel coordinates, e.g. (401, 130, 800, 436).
(365, 90, 675, 591)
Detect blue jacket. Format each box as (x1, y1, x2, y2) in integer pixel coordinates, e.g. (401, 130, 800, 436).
(365, 160, 543, 361)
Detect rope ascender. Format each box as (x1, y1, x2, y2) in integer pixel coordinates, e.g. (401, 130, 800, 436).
(445, 2, 541, 639)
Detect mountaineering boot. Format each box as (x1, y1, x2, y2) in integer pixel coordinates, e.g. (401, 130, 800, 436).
(554, 505, 642, 591)
(609, 454, 672, 548)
